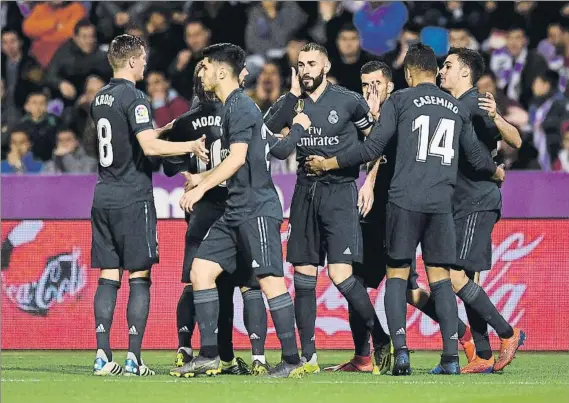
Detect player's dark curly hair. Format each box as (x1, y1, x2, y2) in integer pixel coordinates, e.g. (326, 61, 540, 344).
(447, 47, 486, 85)
(360, 61, 392, 81)
(193, 61, 217, 103)
(201, 43, 246, 78)
(403, 43, 438, 76)
(108, 34, 146, 71)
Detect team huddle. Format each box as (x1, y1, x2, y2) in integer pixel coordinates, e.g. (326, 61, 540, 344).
(89, 34, 525, 378)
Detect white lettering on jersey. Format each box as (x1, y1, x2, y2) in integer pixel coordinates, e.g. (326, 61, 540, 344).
(95, 94, 115, 107)
(412, 96, 459, 114)
(191, 116, 222, 130)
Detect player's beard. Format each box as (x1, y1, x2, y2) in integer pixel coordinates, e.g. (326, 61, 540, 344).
(300, 69, 325, 93)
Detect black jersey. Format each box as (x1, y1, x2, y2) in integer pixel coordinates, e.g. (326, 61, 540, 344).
(221, 89, 283, 225)
(264, 83, 374, 185)
(453, 88, 502, 218)
(163, 97, 228, 203)
(90, 78, 155, 209)
(336, 83, 497, 214)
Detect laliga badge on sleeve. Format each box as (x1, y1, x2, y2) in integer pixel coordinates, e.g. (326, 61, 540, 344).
(135, 104, 150, 124)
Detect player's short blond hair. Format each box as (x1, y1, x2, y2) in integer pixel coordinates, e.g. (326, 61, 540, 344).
(107, 34, 146, 71)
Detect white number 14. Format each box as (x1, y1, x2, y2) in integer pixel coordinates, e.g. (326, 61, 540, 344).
(413, 115, 455, 166)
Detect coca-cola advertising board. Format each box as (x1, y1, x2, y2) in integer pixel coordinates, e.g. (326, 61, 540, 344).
(1, 219, 568, 351)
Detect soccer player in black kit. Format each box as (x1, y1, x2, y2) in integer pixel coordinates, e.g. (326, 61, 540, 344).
(306, 43, 505, 375)
(89, 35, 207, 376)
(325, 61, 476, 374)
(163, 62, 268, 376)
(173, 43, 310, 378)
(263, 43, 383, 374)
(440, 48, 525, 374)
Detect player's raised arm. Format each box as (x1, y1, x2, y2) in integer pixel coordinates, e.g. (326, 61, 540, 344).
(263, 67, 301, 132)
(349, 90, 375, 137)
(305, 97, 398, 175)
(268, 113, 311, 159)
(478, 92, 522, 149)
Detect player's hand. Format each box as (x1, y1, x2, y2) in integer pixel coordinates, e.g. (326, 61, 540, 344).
(479, 92, 497, 120)
(358, 180, 375, 218)
(188, 135, 209, 162)
(491, 163, 506, 183)
(305, 155, 326, 176)
(177, 50, 192, 71)
(59, 81, 77, 99)
(366, 83, 381, 118)
(181, 171, 202, 191)
(179, 187, 205, 213)
(290, 67, 302, 97)
(293, 112, 311, 130)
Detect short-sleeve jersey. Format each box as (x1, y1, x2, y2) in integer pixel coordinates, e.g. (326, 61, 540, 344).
(90, 78, 154, 209)
(221, 89, 283, 225)
(264, 83, 374, 184)
(453, 87, 502, 218)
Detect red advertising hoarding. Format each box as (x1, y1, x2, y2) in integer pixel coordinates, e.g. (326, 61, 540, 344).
(2, 219, 568, 350)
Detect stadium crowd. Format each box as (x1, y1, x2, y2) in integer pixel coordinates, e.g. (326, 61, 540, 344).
(1, 0, 568, 174)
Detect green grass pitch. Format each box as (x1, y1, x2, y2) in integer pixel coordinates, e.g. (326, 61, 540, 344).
(2, 350, 568, 403)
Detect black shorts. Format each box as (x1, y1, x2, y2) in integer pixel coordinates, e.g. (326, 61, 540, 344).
(354, 221, 419, 289)
(287, 182, 362, 266)
(195, 216, 283, 280)
(181, 201, 259, 288)
(386, 202, 456, 267)
(455, 210, 498, 272)
(91, 200, 158, 271)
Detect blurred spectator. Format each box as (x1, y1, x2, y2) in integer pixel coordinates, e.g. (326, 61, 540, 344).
(354, 1, 409, 56)
(1, 28, 43, 111)
(553, 121, 569, 172)
(43, 128, 97, 174)
(146, 71, 190, 128)
(529, 70, 569, 171)
(447, 22, 479, 51)
(381, 22, 420, 91)
(186, 1, 248, 48)
(277, 36, 307, 88)
(94, 2, 152, 44)
(22, 1, 87, 68)
(477, 70, 530, 131)
(1, 129, 44, 174)
(144, 6, 184, 73)
(490, 23, 548, 108)
(308, 1, 353, 54)
(247, 62, 283, 113)
(537, 22, 566, 73)
(245, 1, 307, 57)
(168, 20, 211, 100)
(1, 79, 21, 158)
(329, 23, 376, 92)
(61, 75, 105, 141)
(45, 19, 111, 105)
(18, 92, 59, 161)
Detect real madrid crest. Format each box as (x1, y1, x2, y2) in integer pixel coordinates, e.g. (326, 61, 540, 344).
(328, 110, 339, 124)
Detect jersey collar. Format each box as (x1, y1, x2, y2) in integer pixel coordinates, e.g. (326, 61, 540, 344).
(110, 78, 135, 87)
(302, 81, 331, 104)
(458, 86, 477, 101)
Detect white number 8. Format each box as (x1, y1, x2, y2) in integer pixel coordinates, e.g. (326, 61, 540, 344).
(97, 118, 113, 167)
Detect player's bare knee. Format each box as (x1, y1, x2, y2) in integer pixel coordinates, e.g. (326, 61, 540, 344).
(449, 268, 469, 292)
(190, 259, 221, 289)
(426, 266, 451, 284)
(328, 263, 352, 284)
(100, 268, 121, 282)
(128, 269, 150, 280)
(258, 275, 287, 299)
(386, 266, 410, 280)
(406, 288, 424, 307)
(240, 286, 250, 294)
(294, 264, 318, 277)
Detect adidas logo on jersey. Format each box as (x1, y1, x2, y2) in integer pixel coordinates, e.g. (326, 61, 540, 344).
(252, 260, 260, 268)
(343, 247, 351, 255)
(96, 324, 105, 333)
(249, 333, 260, 340)
(129, 326, 138, 336)
(395, 328, 406, 336)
